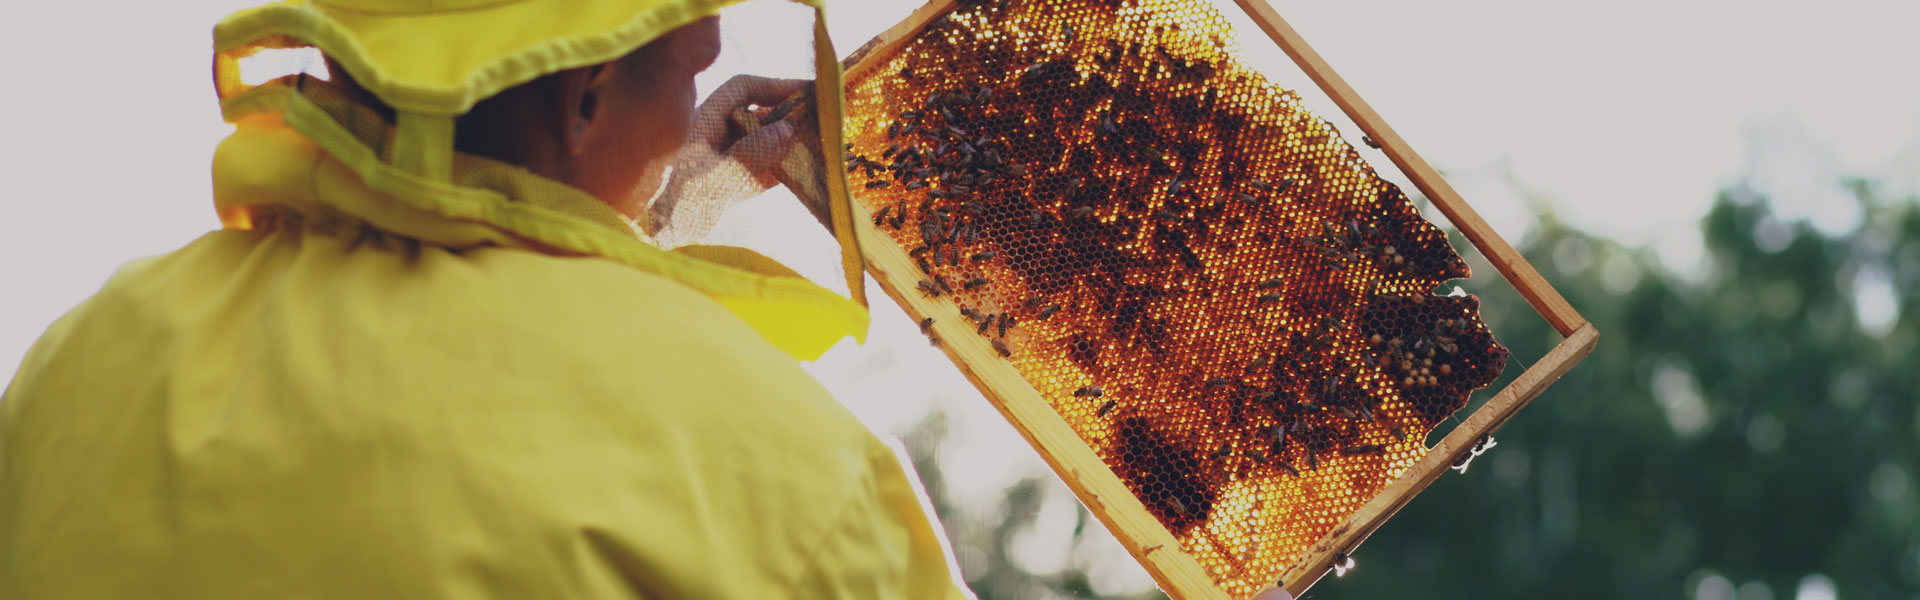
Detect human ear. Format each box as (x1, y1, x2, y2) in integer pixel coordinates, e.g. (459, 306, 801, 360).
(561, 64, 615, 157)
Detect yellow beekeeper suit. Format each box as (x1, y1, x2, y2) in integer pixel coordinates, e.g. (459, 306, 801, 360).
(0, 0, 967, 598)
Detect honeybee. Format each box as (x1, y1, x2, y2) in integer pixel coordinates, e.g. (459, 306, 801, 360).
(919, 317, 935, 333)
(1166, 497, 1188, 516)
(1451, 434, 1498, 474)
(992, 339, 1013, 358)
(1038, 304, 1062, 319)
(1096, 399, 1117, 416)
(1074, 386, 1104, 398)
(1341, 444, 1384, 455)
(1472, 434, 1498, 454)
(1363, 134, 1381, 149)
(1246, 354, 1271, 371)
(1275, 460, 1301, 477)
(964, 277, 990, 290)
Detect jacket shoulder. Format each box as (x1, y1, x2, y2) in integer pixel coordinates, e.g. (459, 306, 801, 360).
(1, 229, 892, 598)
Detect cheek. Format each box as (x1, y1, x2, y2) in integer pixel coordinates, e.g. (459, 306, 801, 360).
(684, 17, 723, 73)
(616, 83, 695, 158)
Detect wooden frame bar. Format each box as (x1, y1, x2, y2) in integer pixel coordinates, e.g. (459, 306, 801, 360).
(1218, 1, 1598, 592)
(1276, 324, 1595, 596)
(853, 205, 1231, 599)
(835, 1, 1595, 597)
(839, 0, 959, 81)
(1229, 0, 1587, 337)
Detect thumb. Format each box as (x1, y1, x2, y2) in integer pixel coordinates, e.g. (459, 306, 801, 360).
(724, 120, 800, 188)
(1250, 588, 1295, 600)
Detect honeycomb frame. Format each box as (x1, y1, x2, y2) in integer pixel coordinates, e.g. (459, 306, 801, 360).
(832, 1, 1598, 597)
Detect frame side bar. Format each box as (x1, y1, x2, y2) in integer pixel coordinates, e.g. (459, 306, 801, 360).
(1228, 0, 1588, 337)
(1281, 323, 1599, 596)
(841, 0, 960, 80)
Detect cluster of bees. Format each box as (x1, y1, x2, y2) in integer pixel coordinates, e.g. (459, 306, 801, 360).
(848, 83, 1066, 359)
(842, 0, 1510, 566)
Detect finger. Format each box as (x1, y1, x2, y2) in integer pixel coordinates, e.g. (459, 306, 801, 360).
(723, 120, 800, 183)
(690, 75, 810, 147)
(735, 75, 809, 107)
(1250, 588, 1295, 600)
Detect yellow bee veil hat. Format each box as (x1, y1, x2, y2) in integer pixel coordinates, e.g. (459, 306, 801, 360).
(209, 0, 870, 359)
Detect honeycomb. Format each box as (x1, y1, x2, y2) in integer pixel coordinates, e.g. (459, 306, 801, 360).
(842, 0, 1509, 595)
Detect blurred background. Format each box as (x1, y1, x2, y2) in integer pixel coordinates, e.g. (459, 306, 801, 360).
(2, 1, 1916, 599)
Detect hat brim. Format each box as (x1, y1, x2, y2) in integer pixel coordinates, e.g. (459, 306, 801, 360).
(214, 0, 774, 115)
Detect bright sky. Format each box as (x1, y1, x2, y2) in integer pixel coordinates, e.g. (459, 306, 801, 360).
(2, 1, 1914, 596)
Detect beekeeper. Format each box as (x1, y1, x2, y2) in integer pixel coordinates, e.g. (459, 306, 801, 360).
(0, 0, 966, 597)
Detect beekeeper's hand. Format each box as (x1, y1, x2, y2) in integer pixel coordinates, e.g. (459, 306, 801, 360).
(646, 74, 810, 245)
(1251, 587, 1294, 600)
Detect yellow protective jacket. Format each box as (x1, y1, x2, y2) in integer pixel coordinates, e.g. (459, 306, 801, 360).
(0, 40, 964, 600)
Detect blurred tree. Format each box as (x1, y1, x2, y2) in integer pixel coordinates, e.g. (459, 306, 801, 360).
(902, 179, 1920, 599)
(1310, 181, 1918, 600)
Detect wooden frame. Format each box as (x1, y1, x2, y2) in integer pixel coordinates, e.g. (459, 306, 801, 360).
(837, 1, 1597, 597)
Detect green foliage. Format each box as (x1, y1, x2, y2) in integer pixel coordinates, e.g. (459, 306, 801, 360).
(906, 180, 1920, 599)
(1308, 184, 1919, 600)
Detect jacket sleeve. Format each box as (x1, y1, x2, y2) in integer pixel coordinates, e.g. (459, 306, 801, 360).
(793, 440, 972, 600)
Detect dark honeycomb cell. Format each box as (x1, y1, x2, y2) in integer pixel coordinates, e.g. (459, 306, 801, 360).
(841, 0, 1509, 595)
(1112, 416, 1217, 535)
